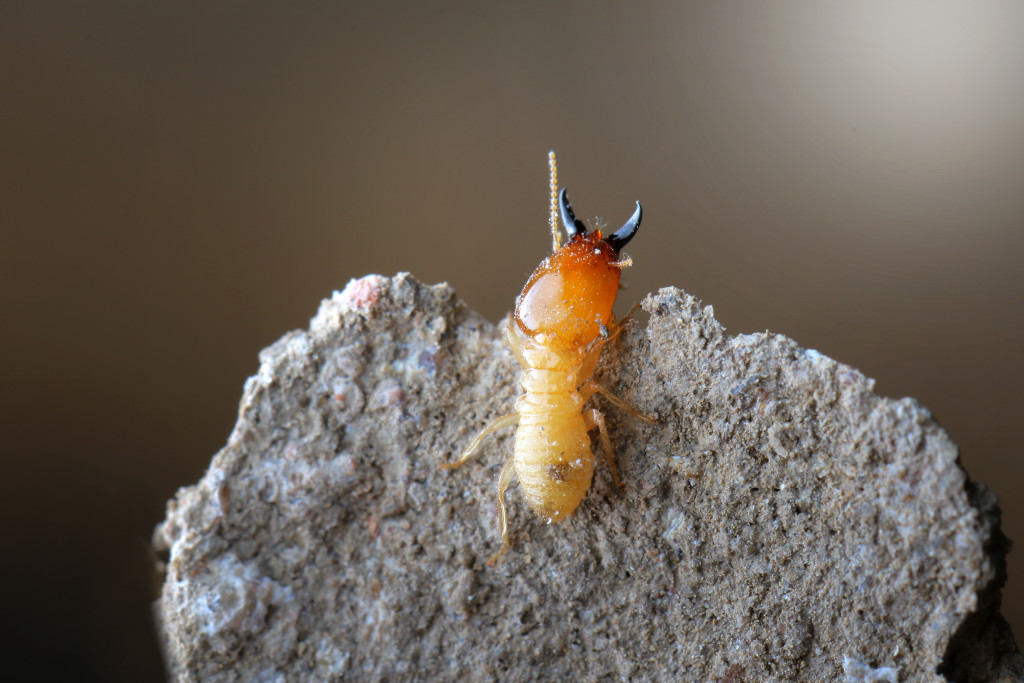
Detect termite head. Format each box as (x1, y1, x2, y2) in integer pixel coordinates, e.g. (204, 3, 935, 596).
(515, 189, 642, 349)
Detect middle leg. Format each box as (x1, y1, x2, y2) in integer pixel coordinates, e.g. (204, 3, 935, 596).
(580, 381, 658, 423)
(440, 413, 519, 470)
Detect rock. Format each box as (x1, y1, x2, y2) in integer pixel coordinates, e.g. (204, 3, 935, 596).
(153, 273, 1022, 682)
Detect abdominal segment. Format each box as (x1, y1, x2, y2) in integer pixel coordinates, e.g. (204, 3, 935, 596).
(514, 414, 594, 523)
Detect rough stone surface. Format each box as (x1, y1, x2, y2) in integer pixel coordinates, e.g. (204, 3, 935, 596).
(154, 273, 1022, 682)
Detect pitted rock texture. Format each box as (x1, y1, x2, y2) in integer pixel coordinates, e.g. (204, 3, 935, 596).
(154, 273, 1022, 682)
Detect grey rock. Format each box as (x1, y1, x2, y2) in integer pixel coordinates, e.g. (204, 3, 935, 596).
(154, 273, 1022, 682)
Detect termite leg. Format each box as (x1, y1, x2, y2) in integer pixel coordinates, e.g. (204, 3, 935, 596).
(576, 343, 603, 385)
(580, 381, 658, 424)
(440, 413, 519, 470)
(584, 408, 622, 488)
(577, 307, 643, 384)
(608, 303, 642, 336)
(504, 318, 529, 369)
(486, 453, 518, 567)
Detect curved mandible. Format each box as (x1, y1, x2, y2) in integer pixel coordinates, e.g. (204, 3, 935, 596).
(558, 188, 589, 239)
(605, 201, 642, 254)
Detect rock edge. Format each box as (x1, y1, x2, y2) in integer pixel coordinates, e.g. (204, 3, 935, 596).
(154, 273, 1022, 682)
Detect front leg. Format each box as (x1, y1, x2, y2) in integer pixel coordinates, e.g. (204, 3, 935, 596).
(576, 306, 641, 385)
(504, 318, 530, 369)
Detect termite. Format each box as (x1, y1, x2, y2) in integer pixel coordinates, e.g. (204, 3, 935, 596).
(441, 152, 656, 565)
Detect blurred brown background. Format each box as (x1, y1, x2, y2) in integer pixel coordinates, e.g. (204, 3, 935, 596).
(3, 1, 1023, 680)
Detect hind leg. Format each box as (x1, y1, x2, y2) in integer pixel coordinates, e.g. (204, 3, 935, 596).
(486, 453, 518, 566)
(584, 408, 622, 488)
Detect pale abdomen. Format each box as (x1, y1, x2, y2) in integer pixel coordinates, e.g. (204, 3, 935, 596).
(514, 392, 594, 523)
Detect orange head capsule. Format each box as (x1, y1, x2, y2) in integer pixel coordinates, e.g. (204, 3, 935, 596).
(514, 189, 642, 349)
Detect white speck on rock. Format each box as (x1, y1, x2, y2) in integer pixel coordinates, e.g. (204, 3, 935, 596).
(843, 655, 899, 683)
(314, 636, 351, 679)
(803, 348, 827, 364)
(191, 555, 273, 644)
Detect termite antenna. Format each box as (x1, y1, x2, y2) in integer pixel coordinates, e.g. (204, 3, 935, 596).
(548, 151, 561, 252)
(605, 201, 642, 254)
(558, 188, 589, 241)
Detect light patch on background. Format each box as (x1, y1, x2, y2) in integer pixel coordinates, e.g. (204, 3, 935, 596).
(822, 2, 1024, 197)
(657, 2, 1024, 243)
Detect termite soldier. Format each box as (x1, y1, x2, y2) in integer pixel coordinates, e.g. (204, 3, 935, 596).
(441, 152, 656, 565)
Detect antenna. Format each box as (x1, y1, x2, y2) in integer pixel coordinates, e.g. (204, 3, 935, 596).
(548, 151, 560, 252)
